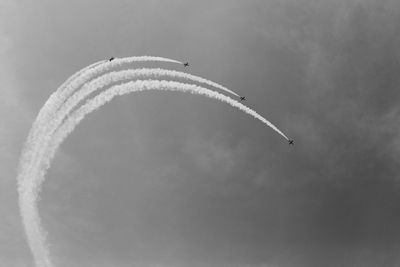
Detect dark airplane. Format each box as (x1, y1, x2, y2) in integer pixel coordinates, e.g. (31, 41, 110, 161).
(183, 62, 189, 67)
(109, 57, 115, 62)
(288, 139, 294, 145)
(240, 96, 246, 101)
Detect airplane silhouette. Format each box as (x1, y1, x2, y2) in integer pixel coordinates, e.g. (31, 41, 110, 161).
(288, 139, 294, 145)
(109, 57, 115, 62)
(183, 62, 189, 67)
(240, 96, 246, 101)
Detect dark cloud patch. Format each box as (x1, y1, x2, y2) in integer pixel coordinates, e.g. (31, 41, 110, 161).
(259, 1, 400, 265)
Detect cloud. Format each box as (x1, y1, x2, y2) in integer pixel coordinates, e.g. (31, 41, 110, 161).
(5, 0, 400, 266)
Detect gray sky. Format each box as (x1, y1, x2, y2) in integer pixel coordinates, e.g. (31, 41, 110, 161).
(2, 0, 400, 266)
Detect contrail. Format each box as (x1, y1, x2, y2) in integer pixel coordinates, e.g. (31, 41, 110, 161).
(20, 57, 183, 186)
(28, 56, 182, 145)
(18, 61, 104, 181)
(21, 65, 239, 189)
(17, 64, 289, 267)
(49, 68, 241, 143)
(53, 56, 183, 112)
(20, 79, 288, 266)
(17, 57, 184, 267)
(45, 80, 289, 193)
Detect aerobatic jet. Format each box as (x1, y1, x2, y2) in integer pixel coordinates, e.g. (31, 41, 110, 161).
(288, 139, 294, 145)
(240, 96, 246, 101)
(109, 57, 115, 62)
(183, 62, 189, 67)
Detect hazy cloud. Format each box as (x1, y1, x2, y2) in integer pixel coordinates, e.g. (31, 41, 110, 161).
(3, 0, 400, 266)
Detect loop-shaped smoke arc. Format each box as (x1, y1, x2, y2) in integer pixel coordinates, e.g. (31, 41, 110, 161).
(16, 56, 289, 267)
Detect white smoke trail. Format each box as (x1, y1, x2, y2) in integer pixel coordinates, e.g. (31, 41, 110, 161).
(20, 79, 288, 266)
(17, 57, 184, 267)
(47, 80, 288, 189)
(53, 56, 183, 113)
(21, 67, 242, 197)
(16, 61, 105, 267)
(21, 65, 239, 189)
(19, 57, 183, 186)
(18, 61, 104, 180)
(47, 68, 241, 144)
(18, 59, 289, 267)
(55, 80, 289, 146)
(30, 56, 182, 143)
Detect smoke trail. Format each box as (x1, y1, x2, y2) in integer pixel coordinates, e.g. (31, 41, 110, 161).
(19, 57, 183, 186)
(17, 57, 184, 267)
(55, 80, 289, 147)
(32, 56, 182, 138)
(19, 61, 104, 179)
(23, 67, 242, 192)
(53, 56, 183, 113)
(47, 79, 288, 191)
(19, 79, 288, 266)
(29, 56, 182, 144)
(47, 68, 241, 144)
(18, 61, 289, 267)
(21, 65, 238, 188)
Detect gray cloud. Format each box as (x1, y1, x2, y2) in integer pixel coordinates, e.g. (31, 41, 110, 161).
(3, 0, 400, 266)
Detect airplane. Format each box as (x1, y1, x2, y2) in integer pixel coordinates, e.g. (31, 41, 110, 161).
(109, 57, 115, 62)
(183, 62, 189, 67)
(288, 139, 294, 145)
(240, 96, 246, 101)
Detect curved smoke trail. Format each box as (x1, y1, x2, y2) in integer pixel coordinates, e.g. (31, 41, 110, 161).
(19, 56, 183, 188)
(48, 68, 242, 145)
(17, 61, 103, 184)
(23, 67, 241, 192)
(27, 56, 181, 150)
(17, 60, 289, 267)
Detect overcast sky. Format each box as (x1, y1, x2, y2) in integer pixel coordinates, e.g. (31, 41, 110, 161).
(2, 0, 400, 267)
